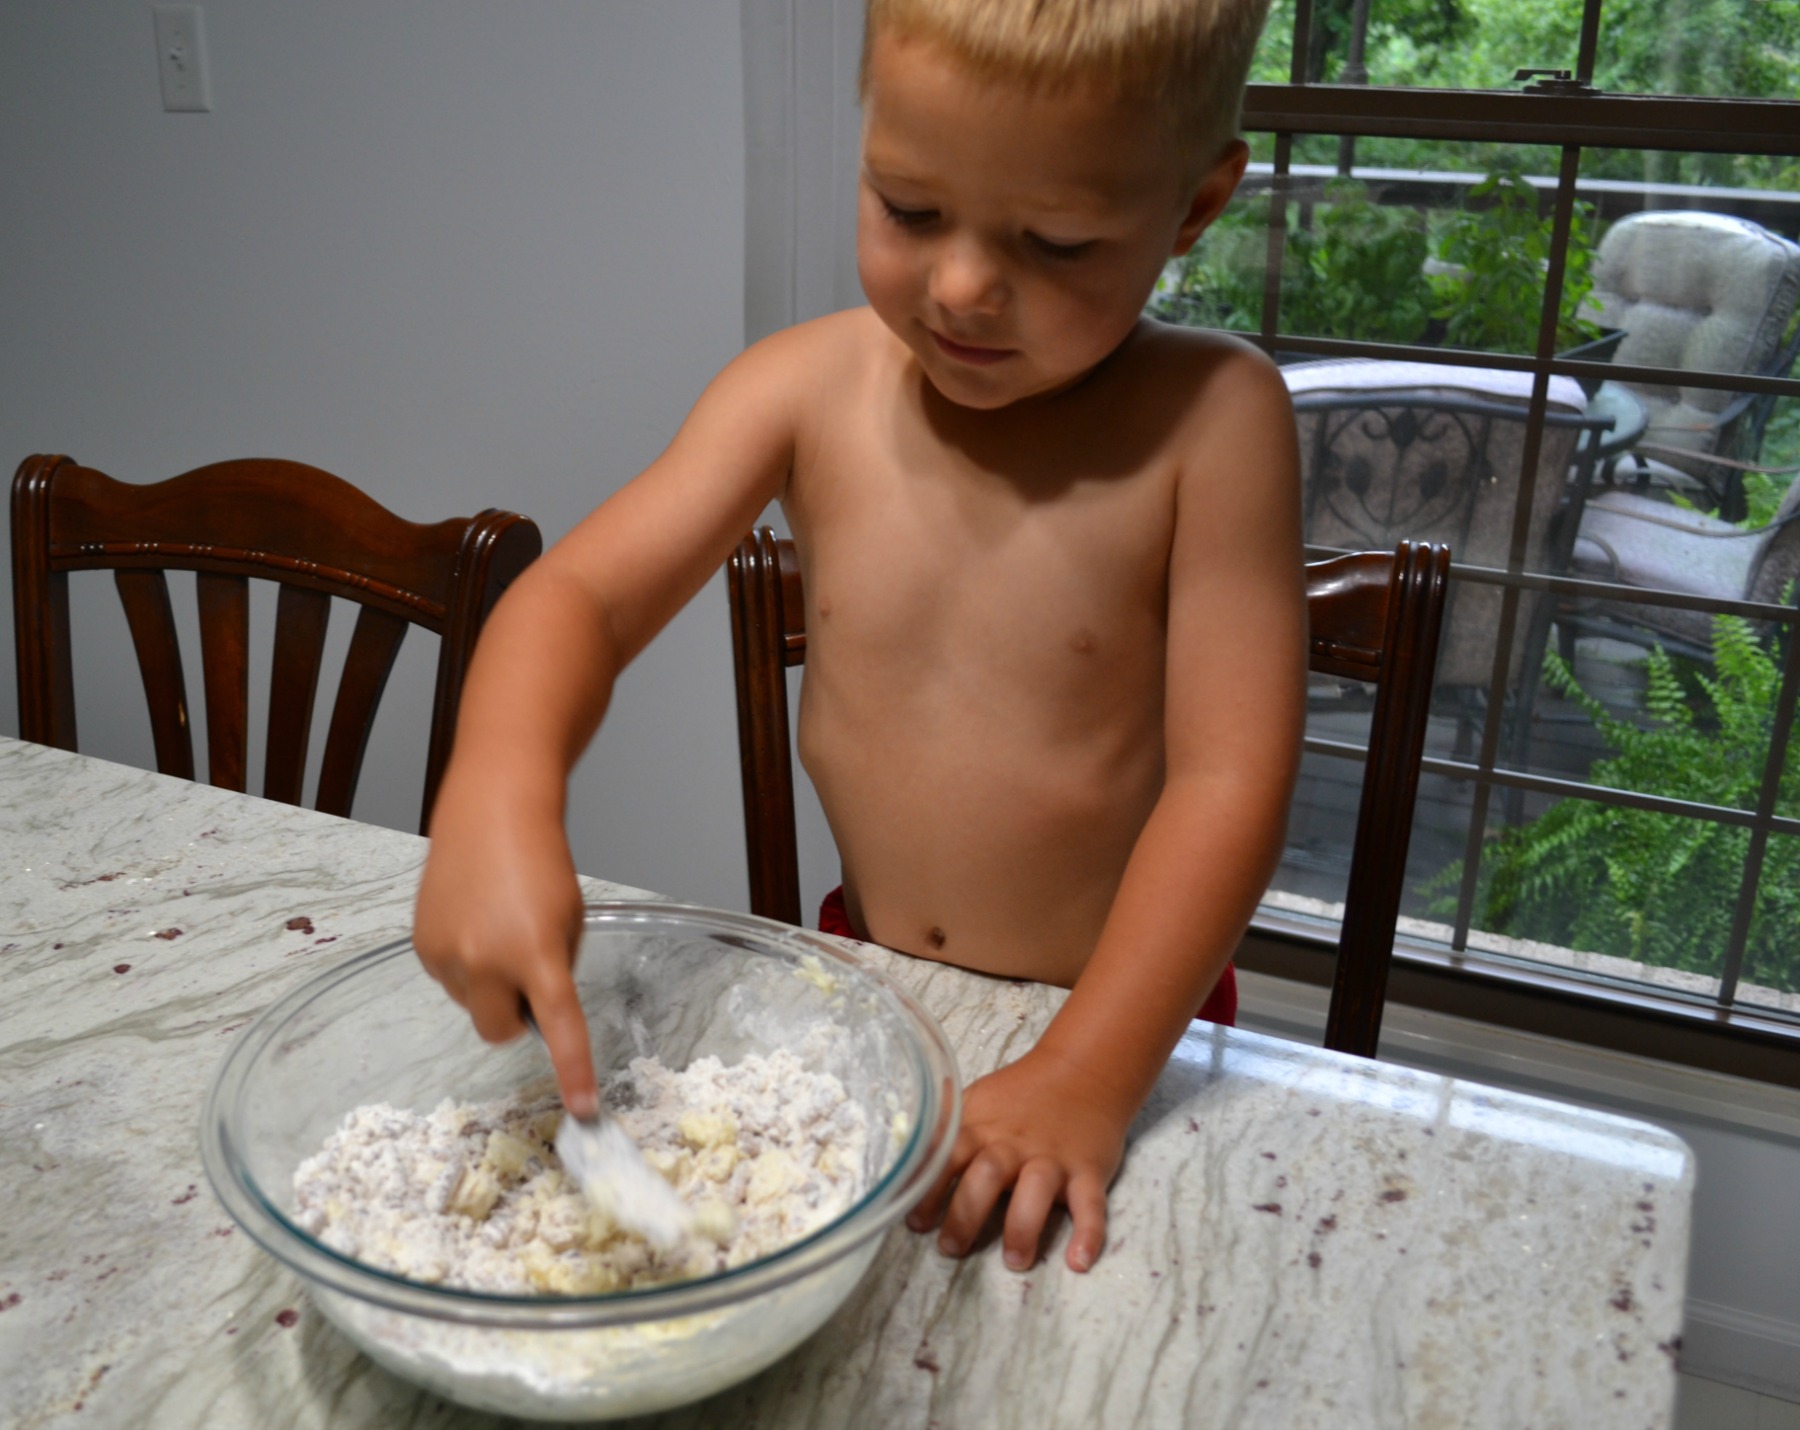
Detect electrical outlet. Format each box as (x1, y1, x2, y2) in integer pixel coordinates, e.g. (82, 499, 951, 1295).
(153, 6, 211, 112)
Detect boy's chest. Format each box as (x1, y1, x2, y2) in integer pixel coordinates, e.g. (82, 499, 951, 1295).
(787, 398, 1182, 683)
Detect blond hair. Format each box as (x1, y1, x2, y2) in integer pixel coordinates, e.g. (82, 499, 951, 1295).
(861, 0, 1271, 179)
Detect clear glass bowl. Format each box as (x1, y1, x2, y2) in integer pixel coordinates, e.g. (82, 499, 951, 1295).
(201, 902, 960, 1421)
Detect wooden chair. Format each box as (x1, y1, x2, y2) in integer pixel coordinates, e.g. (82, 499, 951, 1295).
(12, 454, 541, 833)
(727, 526, 1450, 1059)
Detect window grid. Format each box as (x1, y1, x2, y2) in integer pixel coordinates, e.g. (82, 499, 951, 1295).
(1241, 0, 1800, 1024)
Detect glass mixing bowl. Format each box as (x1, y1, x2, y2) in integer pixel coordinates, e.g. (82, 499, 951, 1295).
(201, 902, 960, 1421)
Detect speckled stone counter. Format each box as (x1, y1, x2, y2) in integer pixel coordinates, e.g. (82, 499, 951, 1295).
(0, 736, 1692, 1429)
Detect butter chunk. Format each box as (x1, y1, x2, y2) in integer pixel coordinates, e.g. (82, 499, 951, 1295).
(677, 1111, 738, 1150)
(482, 1129, 538, 1180)
(446, 1166, 503, 1221)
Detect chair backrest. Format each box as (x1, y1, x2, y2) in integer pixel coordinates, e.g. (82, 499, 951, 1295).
(1284, 362, 1605, 694)
(727, 526, 1450, 1059)
(1586, 211, 1800, 470)
(12, 454, 541, 833)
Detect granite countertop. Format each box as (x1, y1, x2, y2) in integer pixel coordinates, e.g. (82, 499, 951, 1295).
(0, 736, 1692, 1428)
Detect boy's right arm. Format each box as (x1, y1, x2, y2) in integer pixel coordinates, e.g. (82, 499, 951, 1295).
(412, 322, 818, 1115)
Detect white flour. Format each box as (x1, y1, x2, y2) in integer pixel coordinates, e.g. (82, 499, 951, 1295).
(293, 1049, 869, 1295)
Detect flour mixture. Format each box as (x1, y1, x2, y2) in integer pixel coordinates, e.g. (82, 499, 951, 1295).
(293, 1049, 869, 1294)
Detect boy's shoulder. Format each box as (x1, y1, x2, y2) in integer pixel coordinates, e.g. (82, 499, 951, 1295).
(742, 306, 893, 376)
(1122, 320, 1288, 399)
(1107, 320, 1294, 444)
(699, 308, 894, 440)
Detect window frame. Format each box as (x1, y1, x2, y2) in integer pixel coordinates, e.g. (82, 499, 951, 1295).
(1240, 0, 1800, 1076)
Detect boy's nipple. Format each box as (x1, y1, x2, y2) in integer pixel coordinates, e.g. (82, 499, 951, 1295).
(1068, 628, 1096, 655)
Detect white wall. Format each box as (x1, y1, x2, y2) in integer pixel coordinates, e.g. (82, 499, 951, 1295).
(1, 1, 761, 910)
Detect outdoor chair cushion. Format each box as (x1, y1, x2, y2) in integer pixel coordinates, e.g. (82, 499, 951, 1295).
(1583, 212, 1800, 476)
(1283, 358, 1588, 412)
(1570, 477, 1800, 649)
(1571, 491, 1763, 647)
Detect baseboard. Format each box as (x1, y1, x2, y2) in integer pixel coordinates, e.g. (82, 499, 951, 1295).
(1234, 968, 1800, 1140)
(1681, 1299, 1800, 1401)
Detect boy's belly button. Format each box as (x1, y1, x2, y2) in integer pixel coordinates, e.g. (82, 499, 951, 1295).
(926, 926, 946, 950)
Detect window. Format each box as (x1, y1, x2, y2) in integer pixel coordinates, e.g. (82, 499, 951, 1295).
(1202, 0, 1800, 1077)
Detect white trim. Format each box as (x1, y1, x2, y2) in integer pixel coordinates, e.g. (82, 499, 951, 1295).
(741, 0, 865, 343)
(1682, 1299, 1800, 1400)
(1236, 967, 1800, 1142)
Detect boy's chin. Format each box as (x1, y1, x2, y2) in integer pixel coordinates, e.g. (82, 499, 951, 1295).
(918, 356, 1094, 412)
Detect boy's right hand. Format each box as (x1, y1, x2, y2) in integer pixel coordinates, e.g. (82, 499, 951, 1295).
(413, 788, 600, 1119)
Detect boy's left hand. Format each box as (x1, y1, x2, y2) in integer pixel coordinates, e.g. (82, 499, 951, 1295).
(905, 1043, 1128, 1273)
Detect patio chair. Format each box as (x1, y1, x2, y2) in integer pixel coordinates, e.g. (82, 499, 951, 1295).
(11, 454, 541, 833)
(1582, 210, 1800, 521)
(1563, 470, 1800, 663)
(1282, 360, 1613, 770)
(727, 526, 1450, 1059)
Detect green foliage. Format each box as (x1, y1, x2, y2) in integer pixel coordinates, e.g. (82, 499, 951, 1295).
(1250, 0, 1800, 188)
(1152, 180, 1432, 343)
(1148, 205, 1268, 333)
(1743, 471, 1797, 531)
(1149, 172, 1595, 355)
(1429, 169, 1603, 354)
(1294, 185, 1435, 343)
(1254, 0, 1477, 85)
(1592, 0, 1800, 130)
(1429, 623, 1800, 990)
(1150, 183, 1433, 343)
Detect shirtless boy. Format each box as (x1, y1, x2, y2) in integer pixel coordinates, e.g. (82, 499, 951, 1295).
(414, 0, 1305, 1275)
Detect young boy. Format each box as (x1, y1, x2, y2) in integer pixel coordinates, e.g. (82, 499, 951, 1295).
(414, 0, 1304, 1276)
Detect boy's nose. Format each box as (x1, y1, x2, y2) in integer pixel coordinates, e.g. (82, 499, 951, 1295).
(927, 239, 1007, 317)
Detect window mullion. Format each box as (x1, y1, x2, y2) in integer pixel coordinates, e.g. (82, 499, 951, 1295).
(1718, 627, 1800, 1005)
(1574, 0, 1603, 87)
(1261, 134, 1294, 344)
(1287, 0, 1313, 85)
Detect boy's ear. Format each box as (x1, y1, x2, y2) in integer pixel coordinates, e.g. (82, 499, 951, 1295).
(1171, 140, 1250, 256)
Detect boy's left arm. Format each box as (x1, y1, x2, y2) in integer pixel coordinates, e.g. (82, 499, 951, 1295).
(910, 351, 1308, 1272)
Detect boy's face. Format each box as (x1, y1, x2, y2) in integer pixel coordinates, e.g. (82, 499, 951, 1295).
(857, 28, 1245, 411)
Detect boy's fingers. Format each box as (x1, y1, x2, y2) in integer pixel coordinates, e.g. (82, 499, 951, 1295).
(1001, 1160, 1064, 1271)
(466, 974, 528, 1043)
(523, 970, 600, 1121)
(905, 1190, 946, 1234)
(906, 1131, 977, 1232)
(937, 1147, 1017, 1258)
(1063, 1171, 1108, 1273)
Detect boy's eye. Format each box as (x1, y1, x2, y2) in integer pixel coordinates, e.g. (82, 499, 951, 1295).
(1028, 233, 1094, 262)
(880, 197, 937, 229)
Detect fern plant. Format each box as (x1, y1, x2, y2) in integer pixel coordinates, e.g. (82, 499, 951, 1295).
(1432, 616, 1800, 992)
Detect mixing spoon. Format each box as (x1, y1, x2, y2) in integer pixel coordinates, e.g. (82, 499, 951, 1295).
(521, 1006, 694, 1250)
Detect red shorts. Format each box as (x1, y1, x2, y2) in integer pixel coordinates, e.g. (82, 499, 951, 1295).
(817, 886, 1238, 1027)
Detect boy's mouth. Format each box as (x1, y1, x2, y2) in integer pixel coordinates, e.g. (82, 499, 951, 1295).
(930, 330, 1014, 366)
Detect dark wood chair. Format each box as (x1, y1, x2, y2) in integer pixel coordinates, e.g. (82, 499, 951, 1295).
(12, 454, 541, 833)
(727, 526, 1450, 1059)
